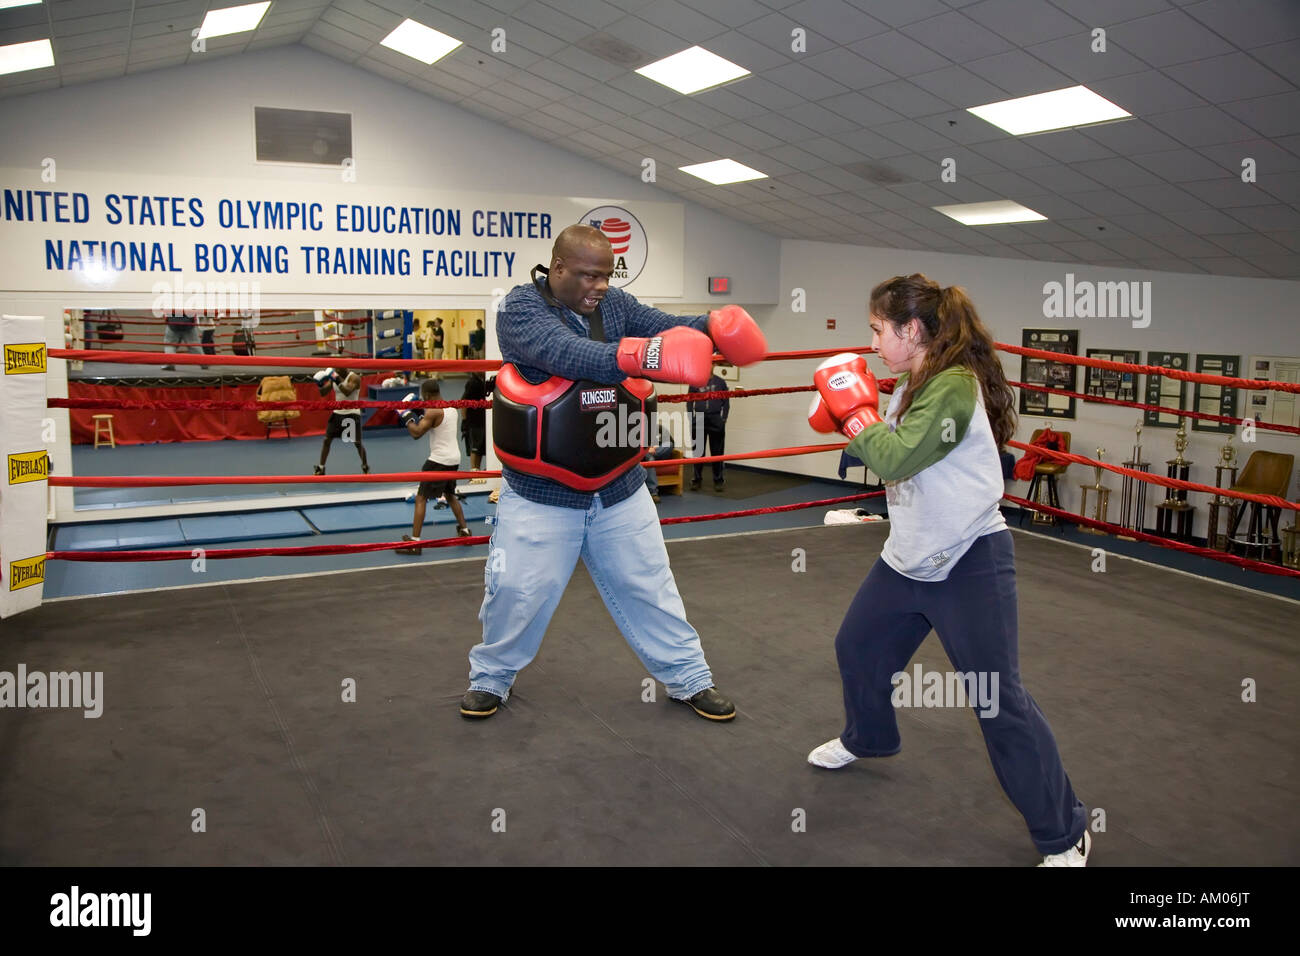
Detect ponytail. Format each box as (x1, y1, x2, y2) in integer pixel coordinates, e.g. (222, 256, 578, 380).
(869, 275, 1016, 447)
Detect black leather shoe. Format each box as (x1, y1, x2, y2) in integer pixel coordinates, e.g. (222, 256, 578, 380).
(689, 479, 701, 491)
(460, 690, 501, 718)
(680, 687, 735, 721)
(714, 481, 725, 492)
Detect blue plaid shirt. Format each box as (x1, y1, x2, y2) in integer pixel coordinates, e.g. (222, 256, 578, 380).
(498, 277, 708, 509)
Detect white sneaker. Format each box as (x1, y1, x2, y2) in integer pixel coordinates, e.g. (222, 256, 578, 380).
(1038, 830, 1091, 867)
(808, 738, 858, 769)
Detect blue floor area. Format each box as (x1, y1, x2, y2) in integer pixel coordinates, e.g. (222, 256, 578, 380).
(46, 469, 861, 599)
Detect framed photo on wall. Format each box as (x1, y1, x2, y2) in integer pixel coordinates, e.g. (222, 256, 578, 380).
(1192, 354, 1240, 433)
(1019, 329, 1079, 420)
(1144, 351, 1189, 427)
(1085, 348, 1140, 404)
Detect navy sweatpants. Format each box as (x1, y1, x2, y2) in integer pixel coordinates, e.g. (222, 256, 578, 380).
(834, 530, 1086, 855)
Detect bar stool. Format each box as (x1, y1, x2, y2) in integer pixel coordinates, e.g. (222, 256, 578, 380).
(1023, 428, 1071, 526)
(92, 414, 116, 449)
(1226, 451, 1294, 563)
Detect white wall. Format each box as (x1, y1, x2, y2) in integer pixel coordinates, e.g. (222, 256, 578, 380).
(735, 239, 1300, 537)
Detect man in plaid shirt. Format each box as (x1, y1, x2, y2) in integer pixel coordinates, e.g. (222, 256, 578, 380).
(461, 224, 765, 721)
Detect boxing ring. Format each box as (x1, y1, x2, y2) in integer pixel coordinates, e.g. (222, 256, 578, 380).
(2, 334, 1298, 867)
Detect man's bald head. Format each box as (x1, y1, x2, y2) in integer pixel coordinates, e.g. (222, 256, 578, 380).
(547, 224, 614, 316)
(551, 224, 610, 264)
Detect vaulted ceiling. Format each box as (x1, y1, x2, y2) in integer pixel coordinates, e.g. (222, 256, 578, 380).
(4, 0, 1299, 279)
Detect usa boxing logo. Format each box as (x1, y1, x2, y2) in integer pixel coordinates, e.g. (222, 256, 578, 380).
(581, 206, 647, 287)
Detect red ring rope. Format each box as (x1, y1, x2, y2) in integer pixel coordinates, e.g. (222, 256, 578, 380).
(1005, 494, 1299, 578)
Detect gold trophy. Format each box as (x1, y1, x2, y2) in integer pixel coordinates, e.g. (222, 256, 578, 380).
(1119, 419, 1150, 536)
(1079, 447, 1111, 534)
(1157, 417, 1195, 540)
(1208, 437, 1240, 551)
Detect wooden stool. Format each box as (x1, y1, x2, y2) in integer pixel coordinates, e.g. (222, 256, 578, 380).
(92, 414, 116, 449)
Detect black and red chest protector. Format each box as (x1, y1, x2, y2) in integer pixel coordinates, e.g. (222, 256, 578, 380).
(492, 271, 657, 492)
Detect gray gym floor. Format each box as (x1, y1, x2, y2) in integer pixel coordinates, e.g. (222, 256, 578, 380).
(2, 524, 1295, 866)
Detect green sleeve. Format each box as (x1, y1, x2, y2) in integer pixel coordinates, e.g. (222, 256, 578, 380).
(846, 368, 977, 482)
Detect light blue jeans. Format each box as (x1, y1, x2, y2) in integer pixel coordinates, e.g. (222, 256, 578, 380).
(469, 478, 715, 701)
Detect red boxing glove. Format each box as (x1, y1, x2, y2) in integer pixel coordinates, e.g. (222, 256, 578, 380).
(707, 304, 766, 366)
(813, 353, 884, 439)
(616, 326, 713, 387)
(807, 393, 840, 434)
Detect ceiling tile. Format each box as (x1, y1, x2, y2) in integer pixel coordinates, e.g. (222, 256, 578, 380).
(1184, 257, 1268, 277)
(1227, 204, 1300, 231)
(899, 11, 1016, 63)
(964, 49, 1074, 97)
(702, 29, 793, 72)
(1117, 183, 1208, 212)
(1072, 156, 1165, 188)
(1251, 38, 1300, 86)
(1198, 138, 1300, 174)
(1166, 52, 1295, 105)
(637, 0, 728, 41)
(962, 0, 1087, 45)
(691, 86, 768, 119)
(1077, 119, 1185, 155)
(1147, 105, 1263, 146)
(865, 78, 956, 116)
(692, 0, 772, 28)
(968, 138, 1057, 169)
(762, 61, 851, 99)
(849, 31, 951, 77)
(1020, 164, 1104, 193)
(738, 110, 813, 141)
(1064, 190, 1148, 216)
(738, 11, 833, 56)
(909, 65, 1010, 108)
(1090, 69, 1208, 115)
(1022, 130, 1116, 163)
(1112, 9, 1237, 67)
(1165, 207, 1258, 233)
(803, 47, 895, 89)
(775, 102, 859, 135)
(602, 15, 691, 59)
(819, 90, 904, 126)
(832, 127, 911, 160)
(783, 0, 890, 43)
(1229, 90, 1300, 138)
(734, 75, 805, 109)
(498, 18, 569, 56)
(1022, 32, 1148, 84)
(1129, 148, 1230, 182)
(873, 119, 953, 151)
(1183, 0, 1300, 49)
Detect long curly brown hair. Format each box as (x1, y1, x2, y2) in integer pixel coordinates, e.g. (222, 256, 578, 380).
(869, 273, 1016, 447)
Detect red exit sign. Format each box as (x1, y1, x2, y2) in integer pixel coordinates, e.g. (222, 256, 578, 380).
(708, 276, 730, 294)
(826, 318, 836, 329)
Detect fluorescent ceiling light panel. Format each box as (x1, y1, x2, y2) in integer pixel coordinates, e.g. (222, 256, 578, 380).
(0, 1, 44, 10)
(0, 38, 54, 76)
(381, 19, 462, 65)
(933, 201, 1047, 226)
(967, 85, 1130, 135)
(680, 159, 767, 185)
(636, 46, 749, 95)
(197, 2, 270, 40)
